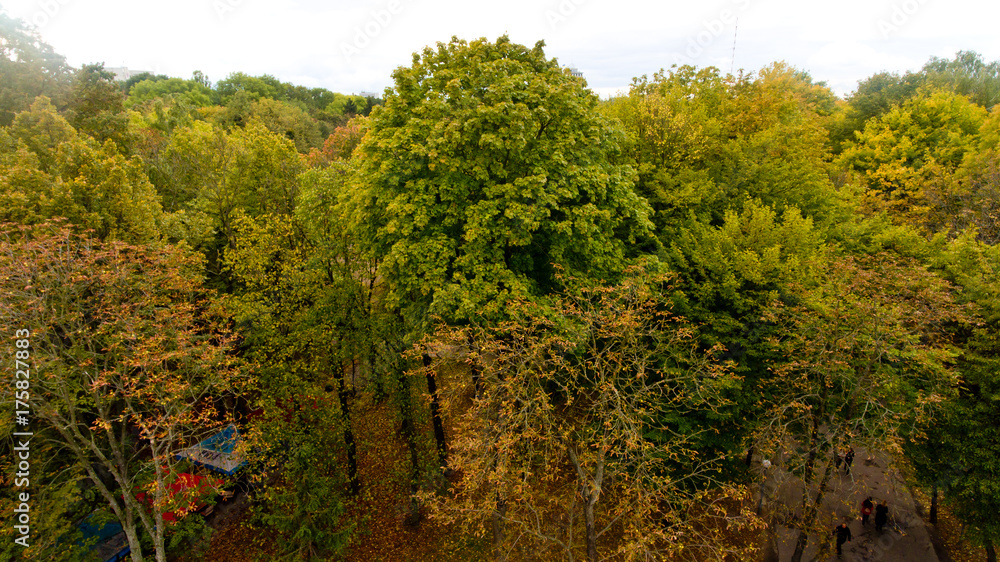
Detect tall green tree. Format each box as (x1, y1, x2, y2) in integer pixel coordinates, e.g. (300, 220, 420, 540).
(348, 35, 654, 530)
(352, 35, 652, 328)
(247, 97, 322, 153)
(916, 108, 1000, 242)
(146, 119, 302, 280)
(830, 51, 999, 153)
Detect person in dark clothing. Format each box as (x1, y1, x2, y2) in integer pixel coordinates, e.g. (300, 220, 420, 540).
(833, 522, 853, 556)
(844, 447, 855, 474)
(861, 496, 874, 526)
(875, 501, 889, 532)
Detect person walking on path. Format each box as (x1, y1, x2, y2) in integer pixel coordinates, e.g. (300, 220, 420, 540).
(833, 522, 853, 556)
(844, 447, 855, 475)
(861, 496, 874, 526)
(875, 500, 889, 532)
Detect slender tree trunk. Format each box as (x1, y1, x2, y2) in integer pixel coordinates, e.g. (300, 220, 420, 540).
(334, 361, 360, 495)
(423, 353, 448, 467)
(492, 492, 508, 561)
(80, 461, 144, 562)
(986, 538, 996, 562)
(467, 335, 483, 399)
(123, 523, 144, 562)
(790, 453, 836, 562)
(342, 410, 359, 495)
(471, 363, 483, 400)
(365, 273, 384, 402)
(790, 410, 833, 562)
(566, 443, 602, 562)
(396, 363, 421, 525)
(790, 419, 822, 562)
(584, 490, 598, 562)
(150, 448, 168, 562)
(487, 346, 506, 560)
(929, 483, 938, 525)
(153, 514, 167, 562)
(369, 344, 385, 401)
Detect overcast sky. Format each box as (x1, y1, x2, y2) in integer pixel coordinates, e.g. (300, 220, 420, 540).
(2, 0, 998, 99)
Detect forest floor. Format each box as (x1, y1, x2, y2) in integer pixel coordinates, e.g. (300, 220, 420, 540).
(181, 423, 985, 562)
(338, 398, 488, 561)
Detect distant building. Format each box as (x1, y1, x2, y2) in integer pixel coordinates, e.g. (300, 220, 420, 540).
(358, 91, 381, 98)
(566, 66, 584, 78)
(105, 67, 153, 82)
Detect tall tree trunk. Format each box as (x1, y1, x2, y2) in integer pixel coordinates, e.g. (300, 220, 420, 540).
(150, 449, 168, 562)
(333, 360, 359, 495)
(567, 444, 603, 562)
(986, 538, 996, 562)
(396, 363, 421, 525)
(584, 489, 598, 562)
(929, 483, 938, 525)
(471, 363, 483, 400)
(423, 353, 448, 467)
(790, 412, 834, 562)
(82, 462, 145, 562)
(153, 516, 167, 562)
(790, 418, 822, 562)
(492, 492, 508, 561)
(369, 344, 384, 401)
(790, 454, 836, 562)
(488, 347, 506, 560)
(123, 523, 144, 562)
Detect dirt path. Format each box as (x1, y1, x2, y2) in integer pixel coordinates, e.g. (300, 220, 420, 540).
(765, 447, 939, 561)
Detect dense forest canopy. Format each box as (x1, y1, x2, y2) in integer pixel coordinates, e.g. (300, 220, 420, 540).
(1, 16, 999, 562)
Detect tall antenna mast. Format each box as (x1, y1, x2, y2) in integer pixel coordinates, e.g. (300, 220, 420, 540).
(730, 17, 739, 76)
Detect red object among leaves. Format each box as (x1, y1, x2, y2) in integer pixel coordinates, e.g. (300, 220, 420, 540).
(134, 473, 222, 522)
